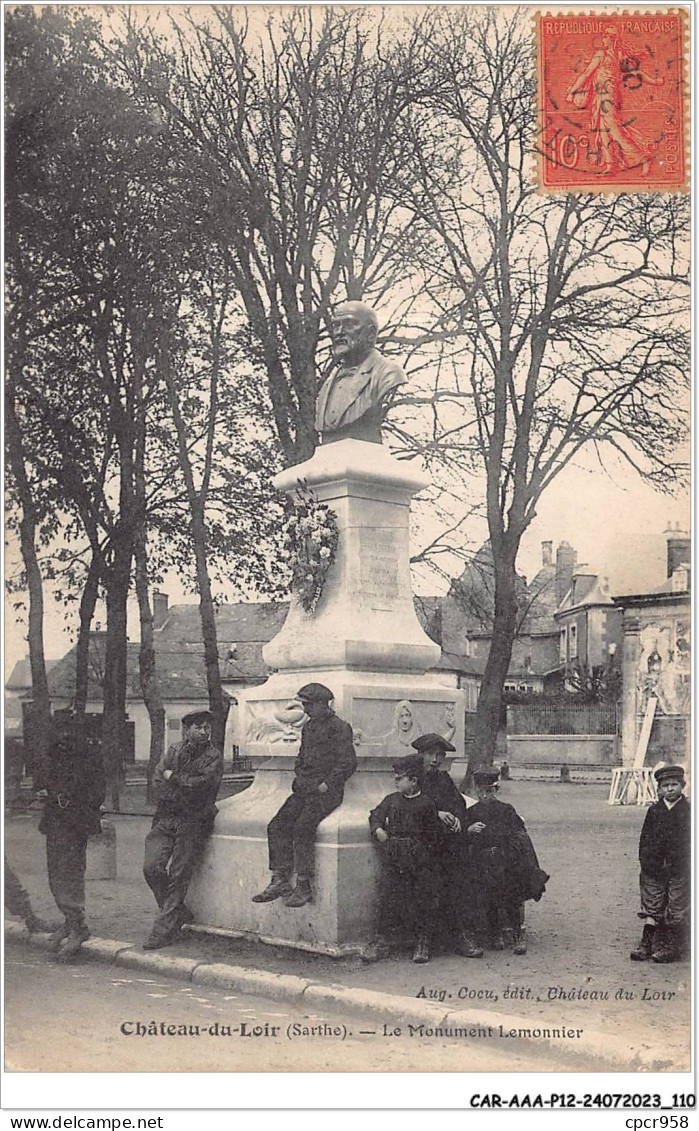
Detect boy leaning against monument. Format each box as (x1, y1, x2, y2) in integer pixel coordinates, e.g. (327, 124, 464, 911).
(365, 753, 442, 964)
(630, 763, 690, 964)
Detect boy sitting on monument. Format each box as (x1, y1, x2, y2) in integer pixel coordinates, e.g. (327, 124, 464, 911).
(465, 769, 549, 955)
(252, 683, 356, 908)
(366, 754, 442, 964)
(630, 763, 690, 964)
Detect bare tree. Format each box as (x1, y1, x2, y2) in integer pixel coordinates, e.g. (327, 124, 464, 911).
(111, 6, 437, 466)
(392, 9, 689, 769)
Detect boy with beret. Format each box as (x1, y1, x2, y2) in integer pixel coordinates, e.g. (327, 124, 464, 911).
(366, 754, 442, 964)
(412, 733, 483, 958)
(253, 683, 356, 908)
(630, 764, 690, 964)
(466, 769, 548, 954)
(143, 709, 223, 949)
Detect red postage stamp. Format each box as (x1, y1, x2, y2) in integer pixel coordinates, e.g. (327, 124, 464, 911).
(537, 10, 688, 192)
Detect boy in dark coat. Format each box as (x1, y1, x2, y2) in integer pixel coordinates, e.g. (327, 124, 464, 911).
(366, 754, 442, 964)
(466, 769, 548, 955)
(36, 713, 106, 960)
(630, 764, 690, 963)
(143, 709, 223, 949)
(253, 684, 357, 908)
(412, 733, 483, 958)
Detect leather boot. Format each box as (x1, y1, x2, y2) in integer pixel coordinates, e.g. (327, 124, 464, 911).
(513, 926, 527, 955)
(252, 873, 293, 903)
(652, 923, 679, 964)
(630, 923, 655, 961)
(48, 922, 71, 951)
(56, 921, 90, 962)
(362, 938, 391, 964)
(177, 903, 195, 928)
(412, 936, 430, 964)
(456, 931, 484, 958)
(284, 877, 313, 907)
(25, 914, 63, 934)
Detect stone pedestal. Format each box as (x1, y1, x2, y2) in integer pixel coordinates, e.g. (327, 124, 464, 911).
(188, 439, 465, 955)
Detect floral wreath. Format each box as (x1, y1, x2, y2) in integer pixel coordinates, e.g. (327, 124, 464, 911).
(283, 480, 339, 613)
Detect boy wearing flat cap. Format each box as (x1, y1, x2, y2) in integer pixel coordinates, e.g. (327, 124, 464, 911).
(412, 733, 483, 958)
(367, 754, 442, 963)
(142, 709, 223, 949)
(253, 683, 356, 908)
(465, 769, 548, 954)
(630, 764, 690, 964)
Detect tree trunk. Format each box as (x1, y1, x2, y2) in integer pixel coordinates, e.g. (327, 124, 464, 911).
(5, 394, 52, 784)
(463, 542, 520, 785)
(102, 527, 132, 811)
(74, 553, 100, 715)
(191, 499, 229, 753)
(133, 518, 165, 803)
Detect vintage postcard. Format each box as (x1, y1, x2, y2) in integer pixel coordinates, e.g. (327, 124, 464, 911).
(3, 0, 692, 1103)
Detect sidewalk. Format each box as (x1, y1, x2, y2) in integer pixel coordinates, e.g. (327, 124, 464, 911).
(4, 781, 690, 1071)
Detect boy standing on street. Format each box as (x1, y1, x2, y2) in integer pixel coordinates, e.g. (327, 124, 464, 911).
(36, 713, 106, 961)
(366, 754, 442, 964)
(465, 769, 548, 955)
(630, 764, 690, 964)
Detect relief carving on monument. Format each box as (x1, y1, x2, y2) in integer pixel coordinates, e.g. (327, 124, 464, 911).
(245, 699, 307, 745)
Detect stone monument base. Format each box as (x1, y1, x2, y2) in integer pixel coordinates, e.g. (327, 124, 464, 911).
(187, 438, 466, 954)
(187, 670, 462, 954)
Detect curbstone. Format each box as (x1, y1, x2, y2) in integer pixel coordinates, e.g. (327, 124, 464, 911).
(6, 922, 55, 951)
(4, 927, 678, 1071)
(192, 962, 310, 1002)
(115, 948, 202, 980)
(302, 982, 450, 1029)
(82, 938, 135, 962)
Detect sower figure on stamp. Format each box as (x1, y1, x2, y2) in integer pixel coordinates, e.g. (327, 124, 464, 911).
(365, 754, 442, 965)
(35, 713, 106, 961)
(252, 683, 357, 908)
(466, 769, 549, 955)
(411, 733, 483, 959)
(630, 764, 690, 964)
(315, 301, 407, 445)
(143, 710, 223, 950)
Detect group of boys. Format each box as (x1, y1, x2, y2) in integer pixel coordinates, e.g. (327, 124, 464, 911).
(6, 687, 690, 970)
(366, 736, 549, 964)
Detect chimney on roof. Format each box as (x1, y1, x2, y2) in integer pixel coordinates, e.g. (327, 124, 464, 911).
(153, 590, 169, 630)
(555, 542, 576, 605)
(541, 541, 553, 567)
(665, 523, 690, 579)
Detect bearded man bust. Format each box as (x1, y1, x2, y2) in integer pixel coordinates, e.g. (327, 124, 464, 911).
(315, 301, 407, 444)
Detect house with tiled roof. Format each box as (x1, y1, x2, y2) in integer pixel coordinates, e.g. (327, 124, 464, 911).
(438, 539, 581, 701)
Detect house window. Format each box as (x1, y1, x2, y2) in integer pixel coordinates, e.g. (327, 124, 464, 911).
(559, 627, 567, 662)
(168, 717, 181, 732)
(570, 623, 578, 659)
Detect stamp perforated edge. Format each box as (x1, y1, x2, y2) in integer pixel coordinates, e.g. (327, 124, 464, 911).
(532, 6, 690, 196)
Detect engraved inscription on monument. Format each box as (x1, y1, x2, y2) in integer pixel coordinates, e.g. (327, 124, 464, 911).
(358, 529, 400, 603)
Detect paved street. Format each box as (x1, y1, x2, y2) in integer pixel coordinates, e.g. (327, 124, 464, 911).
(5, 781, 691, 1071)
(5, 941, 540, 1073)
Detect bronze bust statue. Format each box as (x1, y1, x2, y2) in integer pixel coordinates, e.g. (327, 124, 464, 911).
(315, 301, 407, 444)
